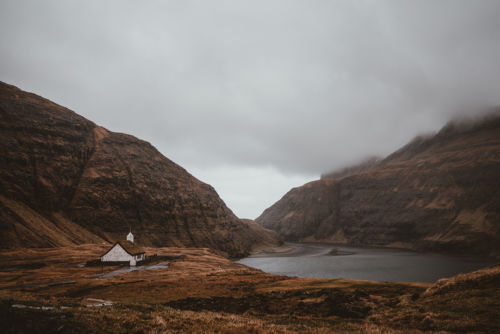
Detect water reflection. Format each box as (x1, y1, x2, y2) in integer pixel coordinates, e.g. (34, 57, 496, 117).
(237, 243, 497, 282)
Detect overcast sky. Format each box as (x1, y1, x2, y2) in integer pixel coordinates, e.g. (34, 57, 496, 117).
(1, 1, 500, 219)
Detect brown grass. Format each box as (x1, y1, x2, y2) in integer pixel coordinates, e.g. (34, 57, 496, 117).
(0, 245, 498, 333)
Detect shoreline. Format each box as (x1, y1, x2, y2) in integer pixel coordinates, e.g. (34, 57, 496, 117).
(249, 241, 500, 260)
(247, 242, 356, 258)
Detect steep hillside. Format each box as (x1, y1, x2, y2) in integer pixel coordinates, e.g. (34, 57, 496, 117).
(257, 112, 500, 256)
(240, 219, 282, 253)
(0, 81, 278, 257)
(321, 156, 381, 180)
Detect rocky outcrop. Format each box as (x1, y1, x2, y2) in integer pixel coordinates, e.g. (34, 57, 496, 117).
(257, 111, 500, 257)
(0, 81, 278, 257)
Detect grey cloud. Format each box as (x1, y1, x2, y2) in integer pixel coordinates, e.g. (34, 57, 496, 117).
(1, 0, 500, 177)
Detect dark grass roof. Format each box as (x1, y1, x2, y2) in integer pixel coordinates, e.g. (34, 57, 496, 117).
(117, 240, 145, 255)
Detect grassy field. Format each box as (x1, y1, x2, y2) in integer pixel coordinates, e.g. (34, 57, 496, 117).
(0, 245, 498, 333)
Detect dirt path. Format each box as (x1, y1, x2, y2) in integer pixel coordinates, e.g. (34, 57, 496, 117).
(94, 261, 169, 278)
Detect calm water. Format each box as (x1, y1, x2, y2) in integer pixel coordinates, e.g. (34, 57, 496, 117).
(237, 243, 498, 282)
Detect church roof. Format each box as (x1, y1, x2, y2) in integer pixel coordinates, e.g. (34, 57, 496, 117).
(118, 240, 145, 255)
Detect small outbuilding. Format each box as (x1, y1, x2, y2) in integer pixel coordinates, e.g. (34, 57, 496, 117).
(101, 232, 145, 266)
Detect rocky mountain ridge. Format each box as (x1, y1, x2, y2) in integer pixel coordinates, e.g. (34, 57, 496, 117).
(257, 111, 500, 256)
(0, 81, 278, 257)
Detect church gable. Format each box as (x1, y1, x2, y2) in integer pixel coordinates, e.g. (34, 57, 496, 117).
(101, 243, 133, 262)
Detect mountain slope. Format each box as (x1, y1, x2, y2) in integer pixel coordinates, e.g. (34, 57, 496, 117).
(0, 81, 278, 257)
(257, 112, 500, 256)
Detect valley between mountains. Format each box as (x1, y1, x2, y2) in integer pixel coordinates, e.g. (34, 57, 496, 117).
(1, 82, 499, 333)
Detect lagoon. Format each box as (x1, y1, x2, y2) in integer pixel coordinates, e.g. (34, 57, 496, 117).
(237, 242, 497, 282)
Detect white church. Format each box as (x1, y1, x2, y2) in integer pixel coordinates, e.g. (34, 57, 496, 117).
(101, 231, 145, 266)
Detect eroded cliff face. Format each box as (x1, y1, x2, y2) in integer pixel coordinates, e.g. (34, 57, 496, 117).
(257, 112, 500, 256)
(0, 81, 278, 257)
